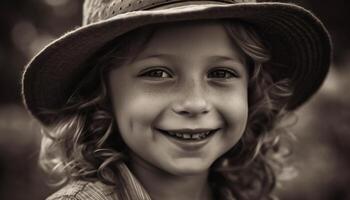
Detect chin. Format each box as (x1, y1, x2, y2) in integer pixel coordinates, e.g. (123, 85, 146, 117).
(164, 160, 212, 176)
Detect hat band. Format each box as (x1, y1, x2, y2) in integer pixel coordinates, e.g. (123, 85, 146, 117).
(144, 0, 231, 10)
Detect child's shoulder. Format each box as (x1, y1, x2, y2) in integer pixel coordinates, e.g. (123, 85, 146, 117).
(46, 180, 118, 200)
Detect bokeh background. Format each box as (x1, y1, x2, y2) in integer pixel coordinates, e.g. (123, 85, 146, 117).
(0, 0, 349, 199)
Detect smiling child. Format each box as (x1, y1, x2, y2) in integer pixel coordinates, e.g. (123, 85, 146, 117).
(22, 0, 332, 200)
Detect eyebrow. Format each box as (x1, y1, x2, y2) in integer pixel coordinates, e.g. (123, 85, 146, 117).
(134, 53, 177, 61)
(134, 53, 245, 64)
(208, 55, 246, 64)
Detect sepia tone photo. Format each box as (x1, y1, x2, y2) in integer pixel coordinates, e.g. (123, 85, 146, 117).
(0, 0, 349, 199)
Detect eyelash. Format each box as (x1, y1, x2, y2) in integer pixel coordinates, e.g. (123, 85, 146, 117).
(139, 68, 239, 79)
(140, 69, 172, 78)
(208, 68, 239, 79)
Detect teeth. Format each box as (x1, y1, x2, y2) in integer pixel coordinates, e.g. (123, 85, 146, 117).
(166, 131, 213, 140)
(192, 133, 201, 139)
(183, 133, 191, 139)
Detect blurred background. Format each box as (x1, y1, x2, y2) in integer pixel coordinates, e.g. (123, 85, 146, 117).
(0, 0, 349, 199)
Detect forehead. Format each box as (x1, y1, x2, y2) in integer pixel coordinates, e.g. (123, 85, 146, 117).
(133, 20, 245, 62)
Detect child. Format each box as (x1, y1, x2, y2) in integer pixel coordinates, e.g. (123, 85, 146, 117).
(22, 0, 332, 199)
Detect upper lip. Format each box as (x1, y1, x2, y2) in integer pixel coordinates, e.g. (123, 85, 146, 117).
(157, 128, 219, 133)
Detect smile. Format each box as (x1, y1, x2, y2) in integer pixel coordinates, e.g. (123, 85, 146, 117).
(157, 128, 220, 141)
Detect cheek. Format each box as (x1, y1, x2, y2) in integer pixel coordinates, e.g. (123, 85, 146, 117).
(218, 86, 248, 122)
(110, 88, 168, 142)
(218, 89, 248, 141)
(229, 97, 248, 130)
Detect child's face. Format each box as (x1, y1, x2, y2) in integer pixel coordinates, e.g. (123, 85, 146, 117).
(108, 21, 249, 176)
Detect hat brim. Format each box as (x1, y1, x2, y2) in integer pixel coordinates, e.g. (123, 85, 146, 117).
(22, 2, 332, 125)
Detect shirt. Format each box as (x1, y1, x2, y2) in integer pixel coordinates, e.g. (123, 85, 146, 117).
(46, 163, 152, 200)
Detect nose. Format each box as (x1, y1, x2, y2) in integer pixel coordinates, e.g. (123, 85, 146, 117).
(171, 79, 212, 117)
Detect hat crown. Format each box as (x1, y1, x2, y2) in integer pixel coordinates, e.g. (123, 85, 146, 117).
(83, 0, 256, 25)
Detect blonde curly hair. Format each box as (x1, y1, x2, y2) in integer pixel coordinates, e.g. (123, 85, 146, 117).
(39, 19, 294, 200)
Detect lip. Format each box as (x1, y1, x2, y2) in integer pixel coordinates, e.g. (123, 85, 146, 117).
(154, 128, 220, 151)
(161, 128, 217, 133)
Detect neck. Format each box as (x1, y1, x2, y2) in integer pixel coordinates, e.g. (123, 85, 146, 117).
(128, 155, 213, 200)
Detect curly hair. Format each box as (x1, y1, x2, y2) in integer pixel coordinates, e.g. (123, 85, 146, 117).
(39, 19, 294, 200)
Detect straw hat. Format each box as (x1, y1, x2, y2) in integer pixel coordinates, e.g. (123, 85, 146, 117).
(22, 0, 332, 125)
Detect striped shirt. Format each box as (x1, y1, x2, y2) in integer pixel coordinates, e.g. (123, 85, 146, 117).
(46, 163, 152, 200)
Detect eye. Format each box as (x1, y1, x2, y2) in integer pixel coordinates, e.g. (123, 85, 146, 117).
(139, 68, 172, 78)
(208, 68, 239, 79)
